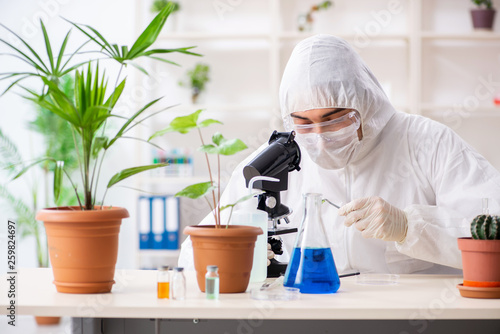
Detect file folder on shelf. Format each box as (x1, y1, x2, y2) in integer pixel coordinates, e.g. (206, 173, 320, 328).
(137, 195, 180, 250)
(138, 196, 152, 249)
(164, 196, 180, 250)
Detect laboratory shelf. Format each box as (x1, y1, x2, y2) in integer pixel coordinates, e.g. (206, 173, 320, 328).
(279, 32, 409, 41)
(421, 104, 500, 117)
(421, 32, 500, 40)
(158, 32, 271, 40)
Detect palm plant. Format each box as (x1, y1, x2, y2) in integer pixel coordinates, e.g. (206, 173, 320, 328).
(0, 3, 200, 210)
(0, 76, 79, 267)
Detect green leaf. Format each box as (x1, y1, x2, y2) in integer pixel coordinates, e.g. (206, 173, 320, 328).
(12, 157, 54, 181)
(92, 137, 107, 158)
(175, 181, 215, 199)
(104, 78, 126, 109)
(127, 61, 149, 75)
(107, 163, 168, 188)
(53, 161, 64, 202)
(198, 119, 222, 128)
(198, 133, 247, 156)
(217, 138, 247, 156)
(107, 97, 162, 148)
(145, 55, 179, 67)
(56, 29, 71, 73)
(142, 46, 201, 57)
(198, 144, 218, 154)
(220, 192, 263, 211)
(212, 132, 224, 146)
(0, 23, 50, 73)
(127, 3, 175, 59)
(40, 20, 55, 72)
(149, 109, 203, 139)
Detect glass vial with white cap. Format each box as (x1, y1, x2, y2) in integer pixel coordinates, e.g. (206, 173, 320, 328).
(171, 267, 186, 300)
(205, 265, 219, 300)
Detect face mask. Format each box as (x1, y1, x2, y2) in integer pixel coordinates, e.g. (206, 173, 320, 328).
(295, 122, 360, 170)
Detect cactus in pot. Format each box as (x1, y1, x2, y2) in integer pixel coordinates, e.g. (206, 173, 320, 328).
(471, 214, 500, 240)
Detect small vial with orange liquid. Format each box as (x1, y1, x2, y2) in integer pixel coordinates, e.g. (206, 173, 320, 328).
(157, 265, 170, 299)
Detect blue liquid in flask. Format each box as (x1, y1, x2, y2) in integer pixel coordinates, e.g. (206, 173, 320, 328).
(284, 247, 340, 294)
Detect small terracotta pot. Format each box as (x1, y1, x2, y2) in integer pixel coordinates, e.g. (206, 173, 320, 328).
(458, 237, 500, 287)
(36, 206, 129, 294)
(35, 316, 61, 325)
(184, 225, 263, 293)
(471, 9, 496, 30)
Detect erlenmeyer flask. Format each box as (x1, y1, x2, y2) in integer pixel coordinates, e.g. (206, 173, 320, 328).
(283, 193, 340, 294)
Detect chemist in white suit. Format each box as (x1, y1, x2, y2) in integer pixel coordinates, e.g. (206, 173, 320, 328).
(179, 34, 500, 274)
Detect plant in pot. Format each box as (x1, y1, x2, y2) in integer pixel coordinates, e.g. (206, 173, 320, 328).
(471, 0, 496, 31)
(0, 77, 79, 322)
(149, 109, 263, 293)
(178, 63, 210, 104)
(0, 4, 200, 294)
(457, 199, 500, 299)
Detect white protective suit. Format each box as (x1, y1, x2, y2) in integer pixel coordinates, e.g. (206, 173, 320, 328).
(179, 35, 500, 274)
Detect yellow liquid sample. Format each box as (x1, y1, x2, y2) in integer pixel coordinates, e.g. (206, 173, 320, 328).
(157, 282, 170, 299)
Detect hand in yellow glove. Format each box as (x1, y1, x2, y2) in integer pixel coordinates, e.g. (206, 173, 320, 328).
(338, 196, 408, 243)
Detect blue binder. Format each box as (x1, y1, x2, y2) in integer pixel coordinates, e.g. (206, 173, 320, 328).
(163, 196, 180, 249)
(138, 196, 152, 249)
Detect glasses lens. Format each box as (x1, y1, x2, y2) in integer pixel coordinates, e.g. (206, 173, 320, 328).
(293, 111, 360, 134)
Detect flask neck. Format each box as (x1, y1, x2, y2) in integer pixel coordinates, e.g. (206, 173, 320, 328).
(303, 193, 323, 222)
(296, 193, 330, 249)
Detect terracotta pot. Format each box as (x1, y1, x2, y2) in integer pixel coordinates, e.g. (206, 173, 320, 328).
(184, 225, 263, 293)
(35, 316, 61, 325)
(471, 9, 496, 30)
(36, 206, 129, 294)
(458, 237, 500, 287)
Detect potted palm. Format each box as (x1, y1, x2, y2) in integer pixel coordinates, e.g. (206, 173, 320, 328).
(471, 0, 496, 30)
(0, 77, 79, 322)
(457, 199, 500, 298)
(149, 110, 263, 293)
(0, 3, 200, 293)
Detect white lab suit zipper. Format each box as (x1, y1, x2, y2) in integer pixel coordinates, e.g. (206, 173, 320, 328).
(344, 164, 353, 271)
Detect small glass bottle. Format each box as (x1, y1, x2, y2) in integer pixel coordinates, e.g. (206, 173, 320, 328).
(157, 265, 170, 299)
(171, 267, 186, 300)
(205, 265, 219, 300)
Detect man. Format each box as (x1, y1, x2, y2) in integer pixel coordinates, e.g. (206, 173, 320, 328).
(180, 35, 500, 274)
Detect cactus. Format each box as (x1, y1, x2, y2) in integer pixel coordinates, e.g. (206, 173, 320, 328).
(471, 214, 500, 240)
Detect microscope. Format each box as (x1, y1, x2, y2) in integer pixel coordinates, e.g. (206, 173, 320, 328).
(243, 131, 301, 277)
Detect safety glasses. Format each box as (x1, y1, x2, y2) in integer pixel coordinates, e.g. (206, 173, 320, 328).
(292, 111, 361, 134)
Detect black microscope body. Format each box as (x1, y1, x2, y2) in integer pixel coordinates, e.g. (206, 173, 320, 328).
(243, 130, 301, 277)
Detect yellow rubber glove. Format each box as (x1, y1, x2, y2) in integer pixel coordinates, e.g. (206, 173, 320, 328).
(339, 197, 408, 243)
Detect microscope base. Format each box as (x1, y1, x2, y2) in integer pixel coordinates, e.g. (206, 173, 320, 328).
(267, 259, 288, 278)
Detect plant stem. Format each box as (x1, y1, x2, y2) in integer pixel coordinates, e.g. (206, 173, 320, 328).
(226, 206, 234, 229)
(62, 167, 83, 209)
(101, 188, 108, 210)
(217, 153, 221, 227)
(70, 126, 84, 209)
(94, 148, 108, 208)
(93, 63, 123, 209)
(197, 128, 218, 226)
(203, 196, 217, 224)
